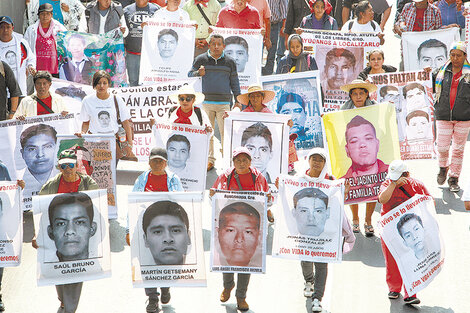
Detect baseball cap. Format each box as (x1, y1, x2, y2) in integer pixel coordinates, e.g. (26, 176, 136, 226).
(387, 160, 408, 181)
(38, 3, 53, 14)
(149, 147, 167, 161)
(0, 16, 13, 26)
(58, 149, 77, 165)
(306, 147, 328, 161)
(232, 146, 252, 160)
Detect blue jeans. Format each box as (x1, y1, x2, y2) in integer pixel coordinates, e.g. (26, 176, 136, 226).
(263, 21, 287, 75)
(125, 52, 141, 87)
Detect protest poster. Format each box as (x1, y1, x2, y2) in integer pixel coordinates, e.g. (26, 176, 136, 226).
(56, 30, 128, 87)
(300, 29, 380, 111)
(0, 114, 76, 210)
(212, 27, 263, 91)
(0, 182, 22, 267)
(260, 71, 325, 154)
(369, 70, 435, 160)
(273, 175, 344, 262)
(33, 189, 111, 286)
(56, 135, 118, 219)
(223, 112, 290, 184)
(152, 121, 209, 191)
(51, 78, 94, 115)
(210, 190, 267, 274)
(128, 191, 206, 287)
(377, 195, 444, 295)
(402, 28, 460, 71)
(140, 21, 195, 84)
(323, 103, 400, 204)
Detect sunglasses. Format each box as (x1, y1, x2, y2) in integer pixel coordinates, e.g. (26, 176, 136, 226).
(60, 163, 76, 170)
(178, 96, 195, 102)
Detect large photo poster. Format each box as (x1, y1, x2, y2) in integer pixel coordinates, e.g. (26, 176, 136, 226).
(212, 27, 263, 91)
(140, 21, 195, 84)
(56, 30, 128, 87)
(210, 190, 267, 274)
(33, 189, 111, 286)
(128, 192, 206, 287)
(56, 135, 118, 219)
(273, 175, 344, 262)
(369, 71, 435, 160)
(223, 112, 290, 184)
(300, 29, 380, 111)
(402, 28, 460, 71)
(378, 195, 444, 295)
(260, 71, 325, 153)
(323, 103, 400, 204)
(0, 182, 22, 267)
(152, 121, 210, 191)
(0, 114, 76, 210)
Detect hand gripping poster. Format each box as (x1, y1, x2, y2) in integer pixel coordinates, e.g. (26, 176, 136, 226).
(300, 29, 380, 111)
(211, 27, 263, 91)
(56, 135, 118, 219)
(369, 70, 435, 160)
(128, 192, 206, 287)
(402, 28, 460, 71)
(0, 182, 22, 267)
(273, 175, 344, 262)
(210, 190, 267, 274)
(152, 121, 210, 191)
(33, 189, 111, 286)
(140, 21, 196, 84)
(260, 71, 325, 154)
(323, 103, 400, 204)
(223, 112, 290, 185)
(377, 195, 444, 296)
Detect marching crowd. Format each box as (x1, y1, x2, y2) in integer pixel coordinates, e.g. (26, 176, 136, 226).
(0, 0, 470, 312)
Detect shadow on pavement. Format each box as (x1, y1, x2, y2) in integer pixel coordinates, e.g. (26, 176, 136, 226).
(109, 219, 126, 252)
(435, 188, 466, 215)
(342, 232, 385, 267)
(389, 299, 454, 313)
(23, 210, 34, 242)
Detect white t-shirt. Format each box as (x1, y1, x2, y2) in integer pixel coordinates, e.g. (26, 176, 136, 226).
(151, 7, 190, 22)
(341, 19, 381, 33)
(80, 94, 131, 134)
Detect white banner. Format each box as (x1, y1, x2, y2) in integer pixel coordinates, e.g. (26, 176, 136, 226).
(273, 175, 344, 262)
(377, 195, 444, 295)
(128, 192, 206, 287)
(0, 182, 22, 267)
(33, 189, 111, 286)
(140, 21, 195, 84)
(211, 190, 267, 274)
(301, 29, 380, 111)
(402, 28, 460, 71)
(212, 27, 263, 91)
(51, 78, 94, 115)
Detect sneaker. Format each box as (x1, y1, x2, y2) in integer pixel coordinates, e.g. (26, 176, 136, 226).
(220, 285, 234, 302)
(388, 291, 400, 299)
(236, 297, 249, 311)
(303, 282, 314, 297)
(448, 177, 460, 192)
(160, 288, 171, 304)
(146, 296, 159, 313)
(311, 298, 322, 312)
(404, 296, 421, 305)
(437, 167, 448, 185)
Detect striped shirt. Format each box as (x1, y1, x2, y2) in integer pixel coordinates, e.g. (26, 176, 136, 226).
(268, 0, 288, 23)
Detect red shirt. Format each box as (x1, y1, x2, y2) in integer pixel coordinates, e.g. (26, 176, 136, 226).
(216, 4, 261, 29)
(379, 177, 430, 214)
(144, 173, 169, 192)
(412, 8, 425, 31)
(228, 172, 255, 190)
(449, 70, 462, 110)
(37, 96, 53, 115)
(57, 176, 81, 193)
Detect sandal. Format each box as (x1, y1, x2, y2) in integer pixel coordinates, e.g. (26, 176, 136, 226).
(352, 222, 360, 233)
(364, 224, 375, 237)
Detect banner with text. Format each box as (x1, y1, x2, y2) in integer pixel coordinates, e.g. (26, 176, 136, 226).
(0, 182, 22, 267)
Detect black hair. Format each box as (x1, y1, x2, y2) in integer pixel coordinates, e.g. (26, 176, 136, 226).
(402, 82, 425, 98)
(325, 48, 356, 68)
(225, 36, 249, 53)
(379, 85, 399, 98)
(397, 213, 423, 238)
(48, 192, 94, 226)
(142, 201, 189, 235)
(20, 124, 57, 148)
(158, 29, 179, 42)
(98, 111, 110, 118)
(345, 115, 376, 141)
(277, 92, 305, 114)
(417, 39, 447, 60)
(208, 33, 225, 45)
(33, 71, 53, 84)
(293, 187, 329, 208)
(241, 122, 273, 150)
(92, 70, 111, 88)
(166, 134, 190, 151)
(352, 0, 372, 18)
(219, 202, 260, 230)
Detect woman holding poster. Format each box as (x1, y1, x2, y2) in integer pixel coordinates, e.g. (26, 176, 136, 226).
(357, 49, 397, 81)
(341, 0, 384, 45)
(276, 35, 318, 74)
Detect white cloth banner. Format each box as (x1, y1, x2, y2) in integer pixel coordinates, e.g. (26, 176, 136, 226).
(152, 121, 209, 191)
(56, 135, 118, 219)
(211, 190, 267, 274)
(140, 21, 195, 84)
(273, 175, 344, 262)
(212, 27, 263, 91)
(0, 114, 76, 210)
(33, 189, 111, 286)
(0, 182, 22, 267)
(301, 29, 380, 111)
(128, 192, 206, 287)
(377, 195, 444, 295)
(402, 28, 460, 71)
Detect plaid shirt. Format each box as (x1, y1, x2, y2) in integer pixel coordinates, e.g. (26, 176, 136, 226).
(396, 2, 442, 32)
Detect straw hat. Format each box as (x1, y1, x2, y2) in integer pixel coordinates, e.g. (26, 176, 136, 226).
(169, 85, 205, 104)
(236, 85, 275, 105)
(340, 79, 377, 94)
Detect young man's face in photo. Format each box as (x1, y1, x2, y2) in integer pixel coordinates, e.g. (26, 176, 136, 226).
(400, 219, 425, 256)
(21, 133, 56, 175)
(158, 34, 177, 59)
(325, 56, 354, 89)
(244, 136, 272, 173)
(167, 140, 190, 170)
(279, 101, 306, 134)
(67, 37, 86, 60)
(225, 43, 248, 72)
(144, 214, 191, 265)
(418, 47, 446, 70)
(405, 87, 427, 111)
(406, 116, 431, 140)
(5, 51, 15, 66)
(98, 113, 111, 128)
(345, 124, 379, 168)
(293, 197, 329, 236)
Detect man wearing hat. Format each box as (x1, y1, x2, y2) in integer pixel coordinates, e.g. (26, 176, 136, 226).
(378, 159, 431, 305)
(340, 79, 377, 110)
(434, 41, 470, 192)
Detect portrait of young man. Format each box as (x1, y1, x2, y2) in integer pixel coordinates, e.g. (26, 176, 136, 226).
(292, 187, 330, 237)
(224, 36, 249, 73)
(417, 39, 447, 70)
(166, 134, 191, 177)
(397, 213, 427, 261)
(321, 48, 357, 91)
(240, 122, 273, 183)
(156, 29, 178, 63)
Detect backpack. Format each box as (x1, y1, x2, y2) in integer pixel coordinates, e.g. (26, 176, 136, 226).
(168, 105, 203, 126)
(0, 61, 4, 79)
(348, 20, 376, 31)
